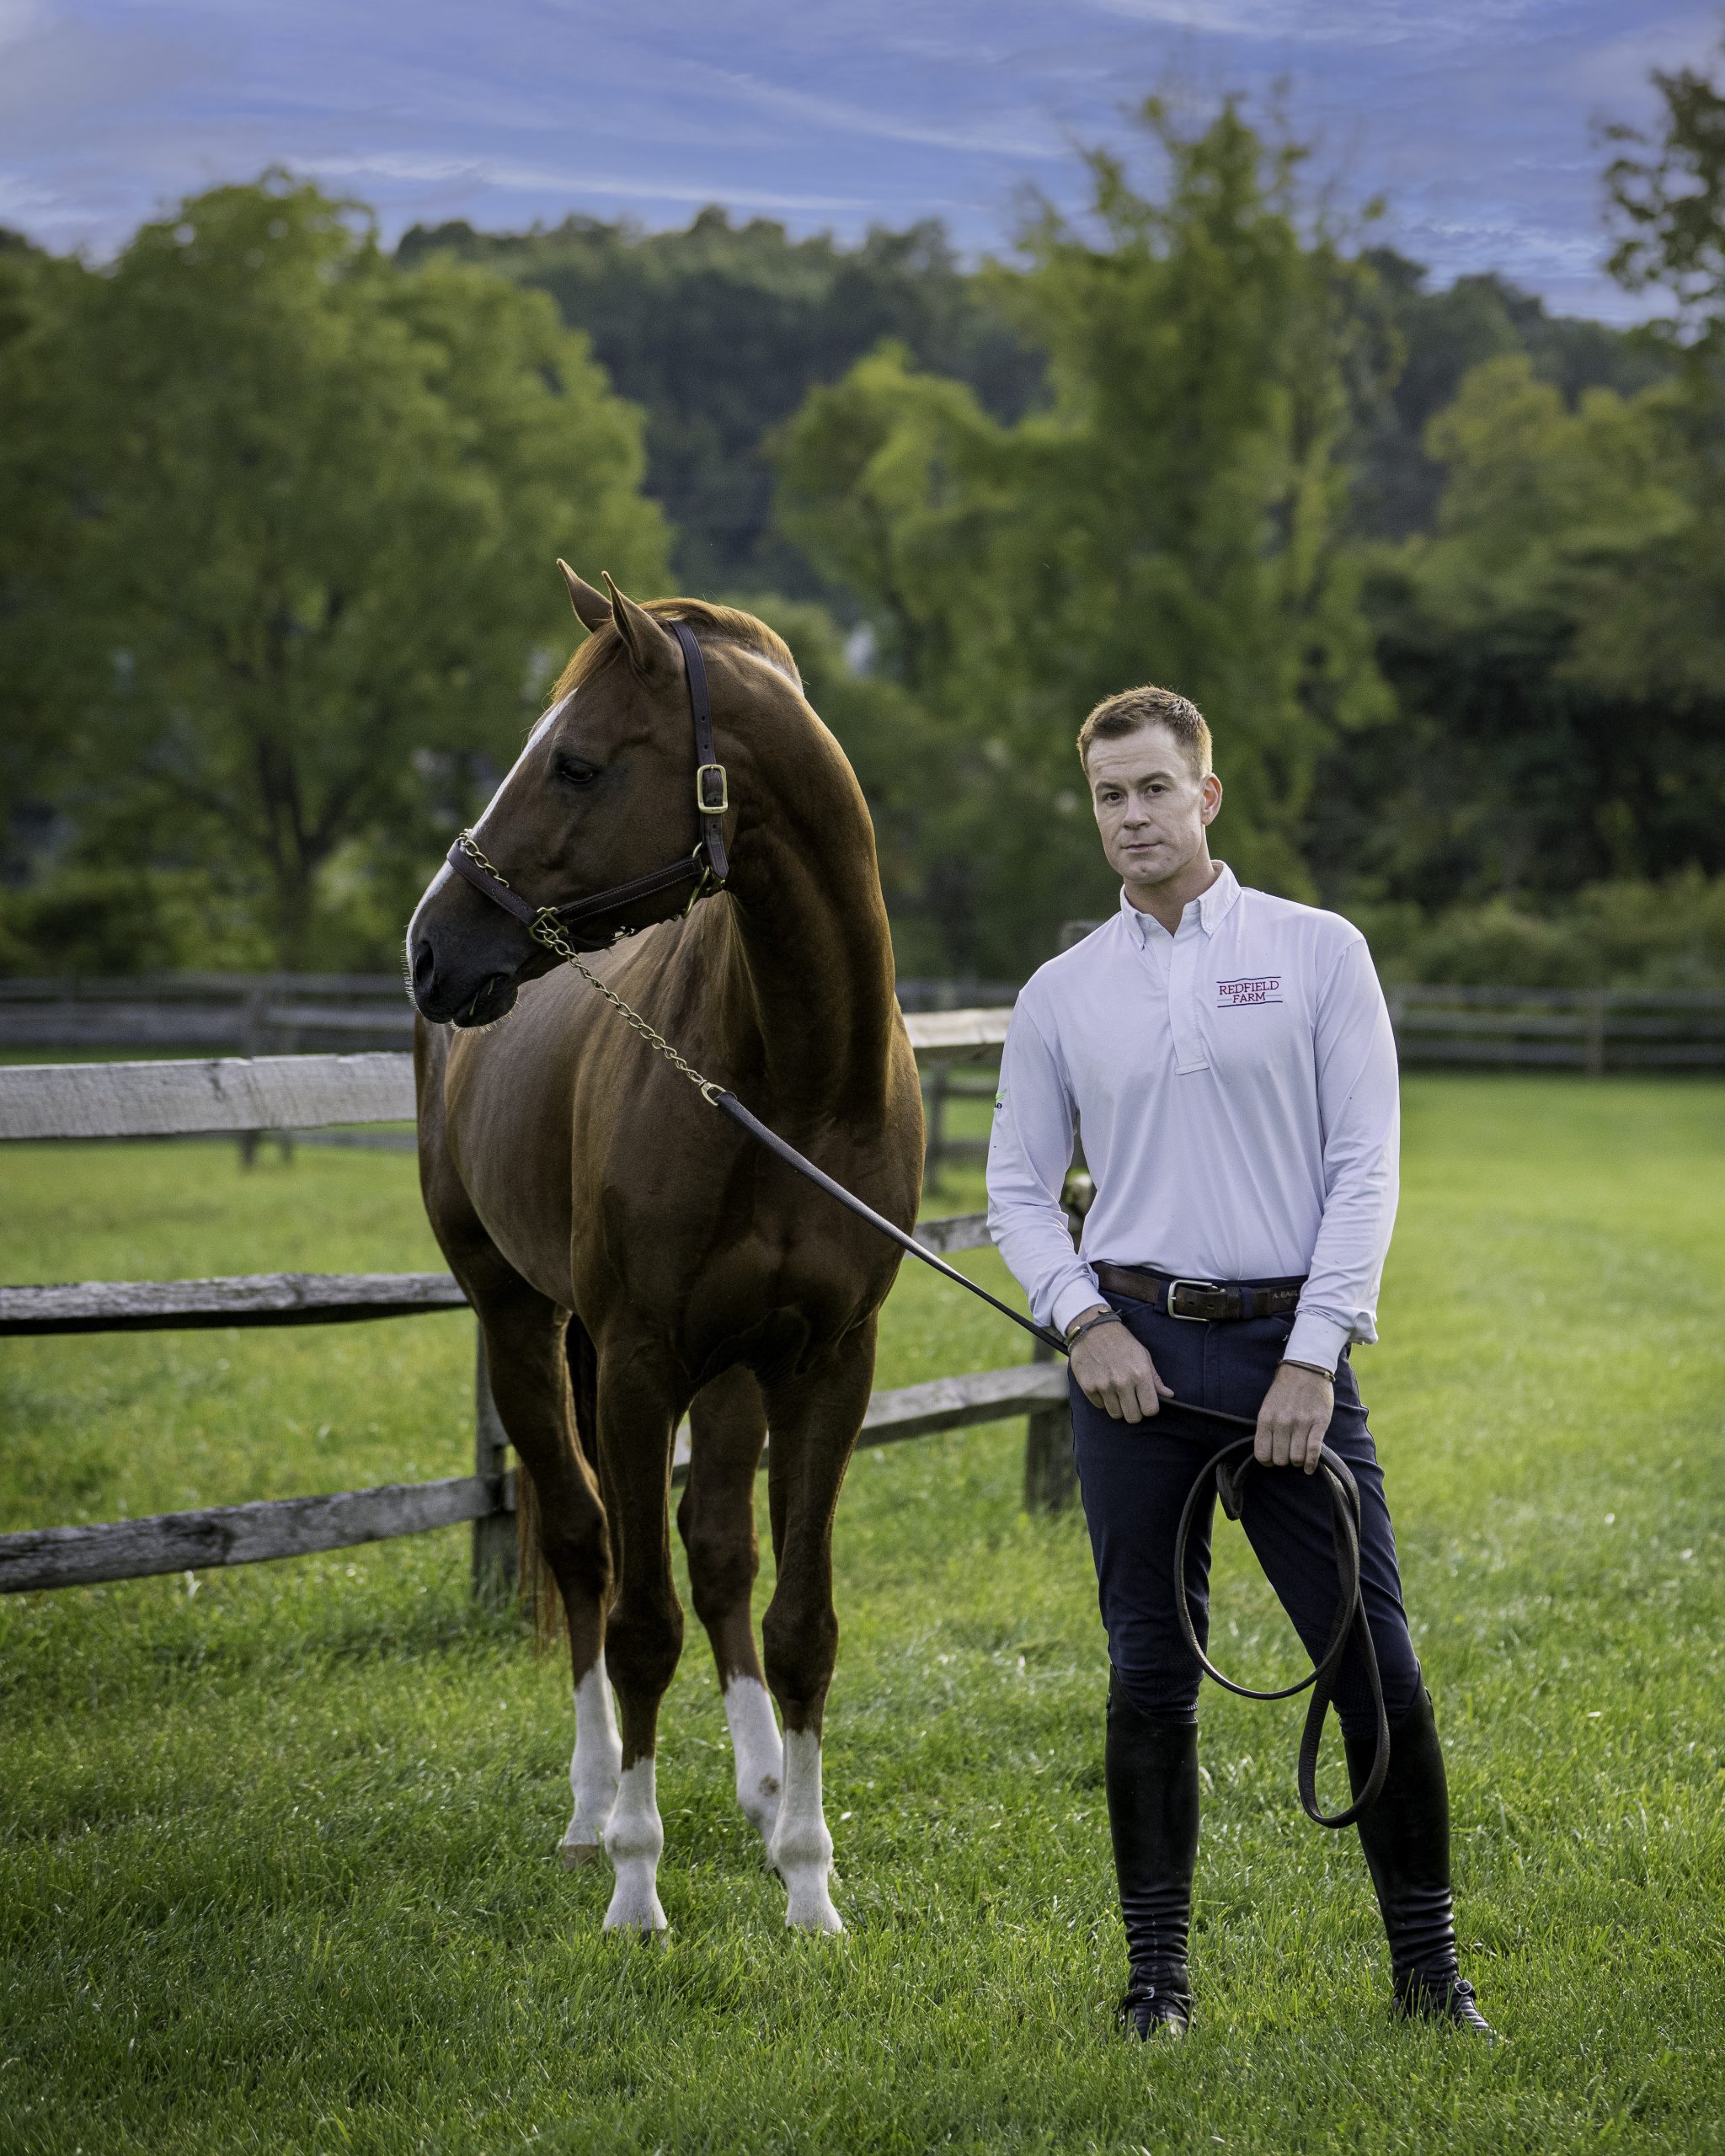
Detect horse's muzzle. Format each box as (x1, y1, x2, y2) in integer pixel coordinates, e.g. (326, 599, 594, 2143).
(408, 936, 520, 1029)
(453, 974, 520, 1029)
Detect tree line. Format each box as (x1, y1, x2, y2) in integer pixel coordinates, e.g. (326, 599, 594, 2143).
(3, 48, 1724, 987)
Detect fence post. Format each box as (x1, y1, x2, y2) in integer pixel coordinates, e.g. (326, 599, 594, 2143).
(923, 1065, 949, 1195)
(1023, 1330, 1076, 1514)
(472, 1326, 518, 1607)
(1584, 990, 1607, 1076)
(1023, 1177, 1087, 1516)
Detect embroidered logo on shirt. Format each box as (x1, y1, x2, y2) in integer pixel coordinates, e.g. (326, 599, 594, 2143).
(1217, 975, 1283, 1008)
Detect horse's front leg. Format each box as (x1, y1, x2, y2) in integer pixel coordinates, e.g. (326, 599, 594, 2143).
(760, 1321, 876, 1934)
(678, 1365, 782, 1849)
(464, 1281, 617, 1866)
(594, 1352, 685, 1934)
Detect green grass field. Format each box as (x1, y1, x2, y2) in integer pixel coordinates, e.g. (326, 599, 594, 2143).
(3, 1076, 1722, 2154)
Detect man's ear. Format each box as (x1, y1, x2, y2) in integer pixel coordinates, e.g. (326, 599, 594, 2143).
(557, 559, 612, 633)
(1200, 772, 1223, 825)
(602, 572, 681, 682)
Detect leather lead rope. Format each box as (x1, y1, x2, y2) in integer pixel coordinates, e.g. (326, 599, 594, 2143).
(1174, 1438, 1389, 1827)
(434, 623, 1390, 1828)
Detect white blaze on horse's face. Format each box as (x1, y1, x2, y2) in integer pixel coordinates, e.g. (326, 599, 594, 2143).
(769, 1728, 841, 1933)
(404, 695, 573, 943)
(471, 695, 571, 847)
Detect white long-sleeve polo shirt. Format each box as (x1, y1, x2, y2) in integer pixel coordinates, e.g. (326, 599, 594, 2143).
(985, 865, 1400, 1374)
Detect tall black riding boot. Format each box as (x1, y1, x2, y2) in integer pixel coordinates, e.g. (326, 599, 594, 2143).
(1105, 1679, 1199, 2040)
(1346, 1686, 1497, 2039)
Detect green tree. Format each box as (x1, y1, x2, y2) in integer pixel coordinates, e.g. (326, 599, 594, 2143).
(6, 175, 667, 969)
(1349, 249, 1669, 540)
(1317, 354, 1725, 909)
(397, 208, 1044, 593)
(0, 231, 88, 874)
(1605, 29, 1725, 374)
(775, 102, 1389, 974)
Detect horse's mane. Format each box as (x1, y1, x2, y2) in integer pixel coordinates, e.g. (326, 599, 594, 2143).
(548, 598, 798, 707)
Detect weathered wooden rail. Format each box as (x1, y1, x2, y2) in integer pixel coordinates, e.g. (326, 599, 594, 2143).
(1380, 984, 1725, 1073)
(0, 973, 1024, 1054)
(0, 1016, 1078, 1600)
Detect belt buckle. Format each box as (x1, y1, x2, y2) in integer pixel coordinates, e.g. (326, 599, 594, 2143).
(1165, 1277, 1223, 1321)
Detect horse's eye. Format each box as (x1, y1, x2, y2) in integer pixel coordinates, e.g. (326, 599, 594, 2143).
(554, 756, 599, 788)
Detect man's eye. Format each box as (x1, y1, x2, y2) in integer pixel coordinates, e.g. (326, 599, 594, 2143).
(554, 758, 599, 788)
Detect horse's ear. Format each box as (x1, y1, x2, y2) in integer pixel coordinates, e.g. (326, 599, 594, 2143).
(557, 559, 611, 634)
(602, 572, 681, 682)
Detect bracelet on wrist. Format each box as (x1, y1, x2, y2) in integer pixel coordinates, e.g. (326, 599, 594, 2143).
(1066, 1309, 1124, 1349)
(1281, 1357, 1334, 1382)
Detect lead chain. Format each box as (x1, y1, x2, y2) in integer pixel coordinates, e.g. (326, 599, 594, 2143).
(528, 909, 724, 1102)
(453, 828, 724, 1102)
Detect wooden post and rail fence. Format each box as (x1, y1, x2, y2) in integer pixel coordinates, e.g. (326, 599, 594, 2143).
(8, 973, 1725, 1184)
(7, 968, 1722, 1600)
(0, 1011, 1081, 1603)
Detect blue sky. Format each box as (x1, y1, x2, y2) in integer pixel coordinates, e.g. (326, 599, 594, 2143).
(1, 1, 1719, 320)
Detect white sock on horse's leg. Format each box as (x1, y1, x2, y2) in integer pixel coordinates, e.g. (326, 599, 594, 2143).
(723, 1675, 783, 1845)
(603, 1756, 668, 1932)
(561, 1655, 622, 1867)
(769, 1726, 841, 1933)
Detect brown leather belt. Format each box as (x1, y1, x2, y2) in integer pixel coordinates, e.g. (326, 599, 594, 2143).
(1094, 1262, 1306, 1322)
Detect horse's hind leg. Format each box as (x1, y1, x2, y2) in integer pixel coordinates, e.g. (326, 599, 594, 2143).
(593, 1354, 685, 1934)
(678, 1366, 782, 1848)
(759, 1321, 877, 1934)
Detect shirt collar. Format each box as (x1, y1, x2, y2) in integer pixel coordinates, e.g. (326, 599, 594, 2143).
(1119, 862, 1240, 945)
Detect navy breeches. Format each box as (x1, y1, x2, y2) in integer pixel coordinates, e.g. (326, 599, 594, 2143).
(1068, 1293, 1422, 1737)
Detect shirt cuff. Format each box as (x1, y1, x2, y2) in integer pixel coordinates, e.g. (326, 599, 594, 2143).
(1050, 1271, 1105, 1337)
(1284, 1310, 1351, 1374)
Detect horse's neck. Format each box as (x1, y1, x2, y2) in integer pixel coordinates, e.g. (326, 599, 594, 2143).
(713, 723, 898, 1123)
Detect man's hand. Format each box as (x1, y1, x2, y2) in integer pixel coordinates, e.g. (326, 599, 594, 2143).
(1254, 1360, 1335, 1474)
(1068, 1305, 1173, 1423)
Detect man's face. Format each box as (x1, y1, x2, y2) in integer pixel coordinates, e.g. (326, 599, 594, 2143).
(1087, 723, 1222, 891)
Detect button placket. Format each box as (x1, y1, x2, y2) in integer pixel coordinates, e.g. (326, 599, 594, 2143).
(1167, 913, 1210, 1075)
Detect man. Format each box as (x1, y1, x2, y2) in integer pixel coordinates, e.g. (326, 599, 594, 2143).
(986, 686, 1494, 2042)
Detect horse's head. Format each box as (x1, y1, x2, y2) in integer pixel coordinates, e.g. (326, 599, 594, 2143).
(408, 565, 775, 1028)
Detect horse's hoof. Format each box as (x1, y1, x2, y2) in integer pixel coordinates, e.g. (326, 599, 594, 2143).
(604, 1876, 669, 1934)
(560, 1839, 602, 1870)
(782, 1871, 844, 1933)
(785, 1897, 844, 1935)
(603, 1907, 669, 1937)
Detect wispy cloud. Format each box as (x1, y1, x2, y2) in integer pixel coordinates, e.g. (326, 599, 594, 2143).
(692, 67, 1066, 160)
(301, 150, 874, 217)
(0, 0, 1701, 324)
(1082, 0, 1551, 49)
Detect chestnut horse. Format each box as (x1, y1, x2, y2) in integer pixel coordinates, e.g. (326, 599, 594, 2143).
(406, 568, 922, 1933)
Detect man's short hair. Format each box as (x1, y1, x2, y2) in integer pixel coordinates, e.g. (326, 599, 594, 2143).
(1076, 686, 1212, 778)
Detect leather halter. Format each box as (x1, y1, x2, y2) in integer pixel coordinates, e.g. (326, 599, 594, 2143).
(443, 618, 729, 952)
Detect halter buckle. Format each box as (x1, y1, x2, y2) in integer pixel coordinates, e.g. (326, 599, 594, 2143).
(696, 762, 729, 815)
